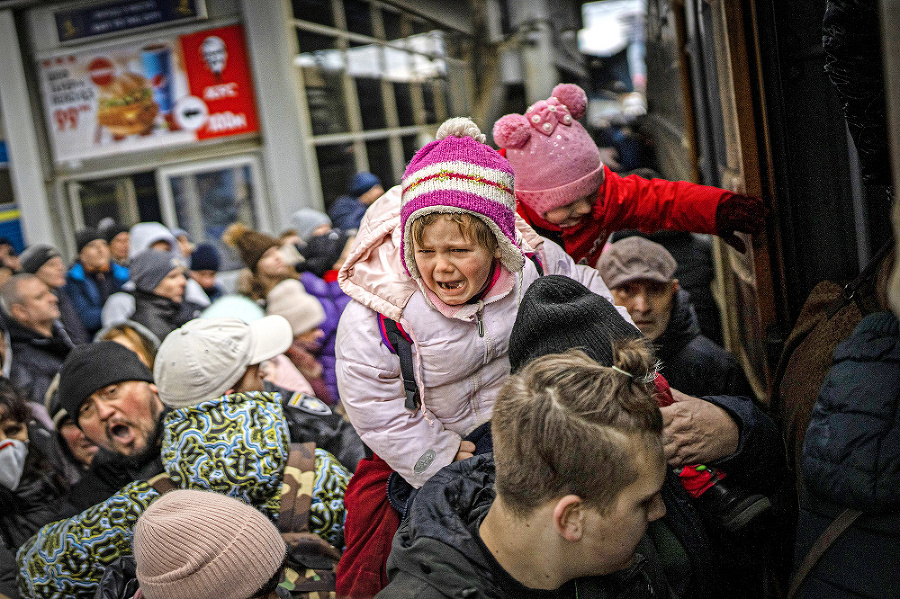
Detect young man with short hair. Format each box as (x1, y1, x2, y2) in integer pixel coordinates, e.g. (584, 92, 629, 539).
(378, 350, 668, 598)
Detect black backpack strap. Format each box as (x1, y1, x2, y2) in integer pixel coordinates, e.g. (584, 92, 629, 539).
(379, 315, 421, 412)
(527, 252, 544, 276)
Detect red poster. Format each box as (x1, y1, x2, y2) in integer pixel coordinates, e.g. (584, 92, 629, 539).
(179, 24, 259, 140)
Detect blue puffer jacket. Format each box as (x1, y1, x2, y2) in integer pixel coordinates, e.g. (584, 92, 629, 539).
(795, 311, 900, 599)
(300, 272, 350, 403)
(65, 262, 130, 335)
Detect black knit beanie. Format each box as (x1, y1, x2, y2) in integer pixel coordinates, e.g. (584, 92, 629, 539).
(58, 341, 154, 424)
(75, 228, 104, 253)
(509, 275, 642, 373)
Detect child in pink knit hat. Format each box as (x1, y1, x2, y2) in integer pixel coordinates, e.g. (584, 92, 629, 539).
(493, 83, 765, 267)
(334, 116, 626, 598)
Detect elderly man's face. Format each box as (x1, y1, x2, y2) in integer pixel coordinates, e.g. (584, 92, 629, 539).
(610, 279, 679, 341)
(15, 277, 60, 328)
(77, 381, 163, 458)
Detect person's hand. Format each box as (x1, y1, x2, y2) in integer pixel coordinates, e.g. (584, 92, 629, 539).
(714, 193, 767, 252)
(454, 440, 476, 462)
(660, 388, 739, 466)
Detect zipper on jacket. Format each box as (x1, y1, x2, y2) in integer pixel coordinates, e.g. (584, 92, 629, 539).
(475, 302, 485, 337)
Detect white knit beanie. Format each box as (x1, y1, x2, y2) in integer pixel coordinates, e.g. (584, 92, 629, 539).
(133, 489, 286, 599)
(265, 279, 326, 336)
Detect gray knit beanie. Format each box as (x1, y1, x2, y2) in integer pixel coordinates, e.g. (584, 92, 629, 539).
(133, 489, 286, 599)
(130, 250, 185, 293)
(509, 275, 642, 372)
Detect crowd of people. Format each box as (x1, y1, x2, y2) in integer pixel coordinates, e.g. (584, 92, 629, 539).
(0, 82, 891, 599)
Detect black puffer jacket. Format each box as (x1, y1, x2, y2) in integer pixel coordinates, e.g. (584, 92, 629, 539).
(0, 425, 69, 550)
(654, 289, 754, 400)
(7, 319, 74, 405)
(129, 290, 203, 344)
(379, 454, 667, 599)
(794, 311, 900, 598)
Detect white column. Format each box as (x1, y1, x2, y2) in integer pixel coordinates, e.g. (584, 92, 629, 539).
(0, 10, 56, 246)
(240, 0, 321, 230)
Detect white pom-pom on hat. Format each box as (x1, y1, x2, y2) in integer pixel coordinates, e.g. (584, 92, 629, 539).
(492, 114, 532, 149)
(436, 117, 486, 143)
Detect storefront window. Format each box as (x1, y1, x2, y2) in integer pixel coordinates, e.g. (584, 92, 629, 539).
(344, 0, 373, 37)
(365, 137, 393, 188)
(356, 77, 387, 130)
(69, 172, 154, 230)
(291, 0, 335, 28)
(316, 143, 357, 207)
(294, 0, 471, 207)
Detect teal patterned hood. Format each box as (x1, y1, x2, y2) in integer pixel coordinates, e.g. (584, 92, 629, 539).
(161, 391, 290, 519)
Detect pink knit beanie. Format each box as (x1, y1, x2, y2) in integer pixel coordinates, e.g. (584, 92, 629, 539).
(401, 117, 525, 280)
(133, 489, 286, 599)
(493, 83, 604, 216)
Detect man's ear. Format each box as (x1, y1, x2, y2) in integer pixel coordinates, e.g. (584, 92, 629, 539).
(553, 495, 585, 542)
(671, 279, 680, 294)
(148, 383, 158, 395)
(9, 303, 26, 322)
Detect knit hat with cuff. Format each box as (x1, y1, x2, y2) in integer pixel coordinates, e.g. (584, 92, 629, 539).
(58, 341, 155, 423)
(19, 244, 60, 274)
(400, 117, 524, 282)
(190, 243, 221, 272)
(133, 489, 286, 599)
(290, 208, 333, 242)
(509, 274, 641, 373)
(130, 250, 185, 293)
(75, 229, 104, 253)
(596, 237, 678, 289)
(349, 171, 381, 197)
(493, 83, 604, 216)
(266, 279, 326, 336)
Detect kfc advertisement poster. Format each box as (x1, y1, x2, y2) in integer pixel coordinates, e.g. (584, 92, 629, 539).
(38, 24, 259, 163)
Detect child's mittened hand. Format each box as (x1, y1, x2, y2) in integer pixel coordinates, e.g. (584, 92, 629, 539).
(714, 193, 767, 252)
(454, 440, 476, 462)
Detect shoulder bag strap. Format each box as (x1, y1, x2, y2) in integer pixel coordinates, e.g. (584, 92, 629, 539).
(278, 442, 317, 534)
(786, 508, 862, 599)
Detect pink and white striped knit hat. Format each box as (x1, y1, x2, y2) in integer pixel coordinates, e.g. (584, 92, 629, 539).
(400, 117, 525, 281)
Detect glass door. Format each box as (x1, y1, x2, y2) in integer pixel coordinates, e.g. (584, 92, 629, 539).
(66, 172, 151, 230)
(156, 155, 267, 271)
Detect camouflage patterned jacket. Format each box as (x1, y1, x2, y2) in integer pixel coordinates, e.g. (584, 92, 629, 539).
(16, 392, 350, 599)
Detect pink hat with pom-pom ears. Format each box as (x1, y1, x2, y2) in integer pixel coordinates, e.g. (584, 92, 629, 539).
(493, 83, 604, 216)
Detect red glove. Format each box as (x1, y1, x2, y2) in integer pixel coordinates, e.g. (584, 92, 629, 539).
(714, 193, 766, 252)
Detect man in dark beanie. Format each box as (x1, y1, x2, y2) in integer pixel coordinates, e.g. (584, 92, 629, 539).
(66, 228, 129, 336)
(19, 243, 88, 344)
(52, 341, 167, 513)
(101, 221, 131, 266)
(188, 242, 224, 302)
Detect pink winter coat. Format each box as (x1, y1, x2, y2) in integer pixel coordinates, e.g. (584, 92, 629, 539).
(336, 186, 630, 487)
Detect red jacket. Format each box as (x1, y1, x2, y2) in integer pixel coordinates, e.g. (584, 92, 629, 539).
(517, 165, 727, 266)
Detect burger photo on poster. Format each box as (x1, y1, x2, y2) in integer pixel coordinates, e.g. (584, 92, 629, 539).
(95, 71, 158, 137)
